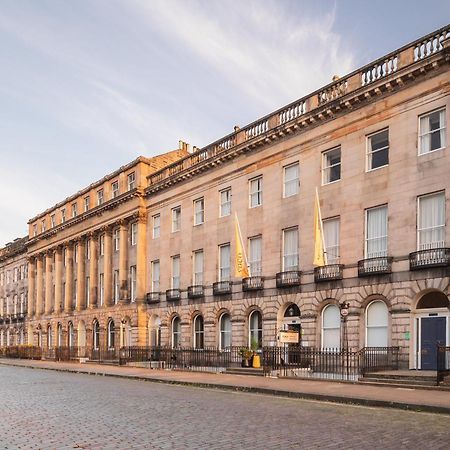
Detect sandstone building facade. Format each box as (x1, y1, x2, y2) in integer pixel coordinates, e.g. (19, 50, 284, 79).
(1, 25, 449, 370)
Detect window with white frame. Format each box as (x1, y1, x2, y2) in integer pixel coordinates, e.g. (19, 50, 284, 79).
(322, 147, 341, 184)
(99, 234, 105, 256)
(73, 279, 77, 307)
(418, 192, 445, 250)
(193, 250, 204, 285)
(84, 196, 90, 212)
(219, 313, 232, 349)
(111, 181, 119, 199)
(249, 310, 262, 348)
(367, 129, 389, 170)
(365, 205, 388, 258)
(219, 244, 230, 281)
(127, 172, 136, 190)
(33, 224, 38, 236)
(97, 189, 104, 206)
(249, 176, 263, 208)
(172, 207, 181, 232)
(72, 203, 77, 218)
(113, 270, 119, 303)
(74, 244, 78, 264)
(283, 227, 299, 271)
(99, 273, 104, 306)
(93, 320, 100, 350)
(194, 198, 205, 225)
(131, 222, 137, 246)
(113, 228, 119, 251)
(283, 163, 299, 197)
(86, 239, 91, 260)
(321, 304, 341, 349)
(151, 260, 160, 292)
(86, 276, 90, 307)
(323, 218, 340, 264)
(108, 320, 115, 349)
(50, 214, 56, 228)
(130, 265, 136, 302)
(419, 108, 446, 155)
(171, 255, 180, 289)
(152, 214, 161, 238)
(61, 208, 66, 223)
(193, 315, 204, 349)
(220, 188, 231, 217)
(366, 300, 388, 347)
(41, 219, 46, 233)
(172, 316, 181, 348)
(248, 236, 262, 276)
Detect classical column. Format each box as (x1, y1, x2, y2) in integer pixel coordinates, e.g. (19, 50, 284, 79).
(76, 239, 86, 311)
(54, 247, 62, 314)
(27, 257, 36, 317)
(44, 251, 53, 315)
(136, 212, 148, 345)
(35, 255, 44, 317)
(103, 228, 113, 307)
(119, 221, 129, 303)
(64, 243, 74, 312)
(89, 233, 98, 309)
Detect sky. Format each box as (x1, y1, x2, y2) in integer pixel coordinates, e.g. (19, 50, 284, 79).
(0, 0, 449, 246)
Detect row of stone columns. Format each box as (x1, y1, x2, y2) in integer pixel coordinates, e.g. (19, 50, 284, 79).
(27, 216, 147, 319)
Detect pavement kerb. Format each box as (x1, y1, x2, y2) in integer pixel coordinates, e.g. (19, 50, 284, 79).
(1, 360, 450, 415)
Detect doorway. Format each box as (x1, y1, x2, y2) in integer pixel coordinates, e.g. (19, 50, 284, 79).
(420, 317, 446, 370)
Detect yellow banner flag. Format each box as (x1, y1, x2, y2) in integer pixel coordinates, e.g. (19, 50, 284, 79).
(234, 213, 250, 278)
(313, 188, 327, 266)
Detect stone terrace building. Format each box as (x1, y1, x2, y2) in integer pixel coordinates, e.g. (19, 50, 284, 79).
(2, 25, 450, 370)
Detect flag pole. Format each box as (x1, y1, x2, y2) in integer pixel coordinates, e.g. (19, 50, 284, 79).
(235, 212, 251, 277)
(315, 187, 328, 265)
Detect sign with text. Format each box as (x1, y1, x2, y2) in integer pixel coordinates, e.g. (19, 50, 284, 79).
(279, 330, 299, 344)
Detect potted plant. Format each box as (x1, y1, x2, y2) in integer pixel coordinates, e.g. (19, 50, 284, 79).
(238, 347, 253, 367)
(250, 338, 261, 368)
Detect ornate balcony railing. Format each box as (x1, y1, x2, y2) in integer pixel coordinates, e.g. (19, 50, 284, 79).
(213, 281, 232, 295)
(146, 292, 160, 304)
(187, 285, 204, 299)
(276, 271, 301, 288)
(409, 248, 450, 270)
(242, 276, 264, 291)
(314, 264, 344, 282)
(146, 25, 450, 194)
(166, 289, 181, 302)
(358, 257, 393, 277)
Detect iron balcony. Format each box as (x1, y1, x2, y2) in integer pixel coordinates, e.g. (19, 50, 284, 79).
(242, 276, 264, 291)
(187, 285, 204, 299)
(146, 292, 160, 304)
(409, 248, 450, 270)
(213, 281, 232, 295)
(358, 257, 393, 277)
(166, 289, 181, 302)
(314, 264, 344, 282)
(276, 271, 301, 288)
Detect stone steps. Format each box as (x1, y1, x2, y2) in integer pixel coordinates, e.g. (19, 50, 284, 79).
(225, 367, 265, 377)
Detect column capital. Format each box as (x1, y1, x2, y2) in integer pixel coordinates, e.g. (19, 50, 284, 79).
(100, 225, 113, 235)
(131, 210, 147, 224)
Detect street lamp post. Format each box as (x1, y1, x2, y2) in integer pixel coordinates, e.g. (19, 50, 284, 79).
(340, 302, 350, 377)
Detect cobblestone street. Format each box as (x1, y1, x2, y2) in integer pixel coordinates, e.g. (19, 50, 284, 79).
(0, 366, 449, 450)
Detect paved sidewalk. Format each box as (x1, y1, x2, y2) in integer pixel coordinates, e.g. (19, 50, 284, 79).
(1, 358, 450, 415)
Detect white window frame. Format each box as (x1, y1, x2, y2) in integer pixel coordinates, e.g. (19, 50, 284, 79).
(99, 273, 104, 306)
(172, 316, 181, 348)
(282, 227, 299, 271)
(366, 128, 389, 172)
(321, 304, 341, 349)
(151, 260, 160, 292)
(111, 181, 119, 199)
(283, 162, 299, 198)
(193, 250, 204, 285)
(365, 300, 389, 347)
(323, 217, 340, 264)
(219, 243, 231, 282)
(113, 270, 119, 304)
(418, 107, 446, 155)
(130, 265, 136, 302)
(97, 189, 104, 206)
(152, 214, 161, 239)
(365, 205, 388, 258)
(193, 315, 204, 350)
(172, 207, 181, 233)
(322, 147, 341, 185)
(113, 228, 120, 252)
(248, 236, 262, 276)
(220, 188, 231, 217)
(99, 234, 105, 256)
(72, 203, 77, 218)
(194, 198, 205, 226)
(171, 255, 180, 289)
(84, 196, 90, 212)
(249, 176, 263, 208)
(41, 219, 46, 233)
(131, 222, 137, 246)
(50, 214, 56, 228)
(127, 172, 136, 190)
(417, 191, 446, 250)
(219, 313, 232, 350)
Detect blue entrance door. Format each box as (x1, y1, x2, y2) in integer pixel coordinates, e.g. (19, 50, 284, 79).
(421, 317, 446, 370)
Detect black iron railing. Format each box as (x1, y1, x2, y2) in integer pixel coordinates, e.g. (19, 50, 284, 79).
(437, 345, 450, 384)
(166, 289, 181, 301)
(242, 276, 264, 291)
(0, 346, 42, 360)
(213, 281, 232, 295)
(314, 264, 343, 282)
(276, 271, 301, 288)
(358, 257, 393, 276)
(187, 285, 204, 299)
(146, 292, 160, 304)
(409, 248, 450, 270)
(358, 346, 399, 375)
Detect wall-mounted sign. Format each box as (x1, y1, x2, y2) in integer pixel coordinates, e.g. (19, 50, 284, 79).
(405, 331, 410, 341)
(279, 330, 299, 344)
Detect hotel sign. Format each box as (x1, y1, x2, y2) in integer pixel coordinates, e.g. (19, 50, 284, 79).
(279, 331, 299, 344)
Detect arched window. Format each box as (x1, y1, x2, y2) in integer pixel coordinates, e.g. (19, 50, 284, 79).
(108, 320, 115, 349)
(249, 310, 262, 348)
(68, 322, 74, 347)
(193, 315, 204, 349)
(57, 324, 63, 347)
(321, 305, 341, 349)
(172, 316, 181, 348)
(47, 326, 52, 349)
(417, 291, 449, 309)
(37, 328, 42, 348)
(366, 300, 389, 347)
(93, 320, 100, 350)
(219, 313, 232, 350)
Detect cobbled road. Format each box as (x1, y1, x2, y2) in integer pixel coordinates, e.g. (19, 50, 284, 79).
(0, 366, 449, 450)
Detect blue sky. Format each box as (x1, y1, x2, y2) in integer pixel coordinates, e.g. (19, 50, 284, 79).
(0, 0, 449, 246)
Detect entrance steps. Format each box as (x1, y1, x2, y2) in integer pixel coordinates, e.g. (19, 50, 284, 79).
(84, 359, 120, 366)
(225, 367, 264, 377)
(360, 370, 438, 388)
